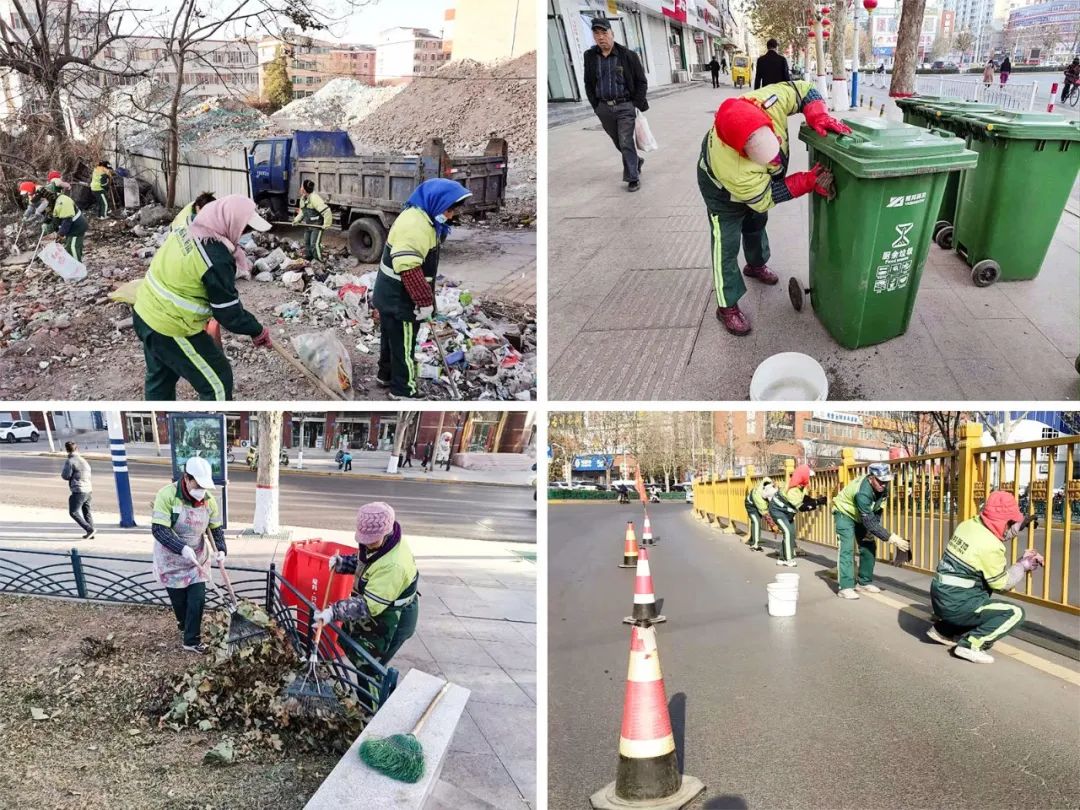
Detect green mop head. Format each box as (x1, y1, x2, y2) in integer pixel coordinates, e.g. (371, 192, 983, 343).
(358, 733, 425, 783)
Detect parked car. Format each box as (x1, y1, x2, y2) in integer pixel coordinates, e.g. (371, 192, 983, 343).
(0, 420, 39, 443)
(685, 485, 694, 504)
(549, 481, 570, 489)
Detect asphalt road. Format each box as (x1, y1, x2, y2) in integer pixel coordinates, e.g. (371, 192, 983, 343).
(0, 454, 536, 544)
(549, 502, 1080, 810)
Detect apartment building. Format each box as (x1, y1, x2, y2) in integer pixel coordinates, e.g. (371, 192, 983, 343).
(257, 34, 376, 100)
(375, 27, 449, 85)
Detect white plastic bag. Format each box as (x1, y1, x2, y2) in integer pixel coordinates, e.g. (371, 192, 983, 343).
(291, 331, 354, 397)
(635, 109, 658, 152)
(40, 241, 87, 281)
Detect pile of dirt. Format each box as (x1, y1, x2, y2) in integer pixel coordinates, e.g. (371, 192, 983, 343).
(0, 594, 337, 810)
(270, 79, 403, 130)
(352, 52, 537, 156)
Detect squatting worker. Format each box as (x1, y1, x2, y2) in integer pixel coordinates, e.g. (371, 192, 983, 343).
(768, 463, 822, 567)
(698, 81, 849, 335)
(373, 178, 472, 400)
(151, 457, 227, 654)
(927, 491, 1042, 665)
(133, 195, 273, 401)
(172, 191, 217, 231)
(293, 179, 332, 261)
(90, 160, 112, 217)
(38, 185, 87, 263)
(314, 502, 419, 670)
(832, 462, 910, 600)
(583, 16, 648, 192)
(744, 475, 777, 552)
(60, 441, 95, 539)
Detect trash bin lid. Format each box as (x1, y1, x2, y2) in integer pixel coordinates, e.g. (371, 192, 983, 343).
(798, 117, 978, 178)
(964, 110, 1080, 141)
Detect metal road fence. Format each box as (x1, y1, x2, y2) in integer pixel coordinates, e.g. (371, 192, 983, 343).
(914, 76, 1039, 110)
(693, 424, 1079, 615)
(0, 547, 397, 710)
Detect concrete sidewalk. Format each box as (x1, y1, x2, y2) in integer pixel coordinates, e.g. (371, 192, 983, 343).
(0, 503, 537, 809)
(6, 436, 534, 489)
(549, 82, 1080, 400)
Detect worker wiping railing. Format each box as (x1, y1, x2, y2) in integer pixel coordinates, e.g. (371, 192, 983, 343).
(692, 423, 1078, 615)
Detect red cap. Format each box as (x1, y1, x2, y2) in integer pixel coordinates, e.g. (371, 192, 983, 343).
(981, 491, 1025, 540)
(46, 170, 62, 181)
(715, 98, 773, 154)
(18, 181, 36, 194)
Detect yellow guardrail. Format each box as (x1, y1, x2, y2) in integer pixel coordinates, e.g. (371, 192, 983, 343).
(692, 423, 1079, 615)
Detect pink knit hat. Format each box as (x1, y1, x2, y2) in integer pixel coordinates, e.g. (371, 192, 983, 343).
(355, 502, 396, 546)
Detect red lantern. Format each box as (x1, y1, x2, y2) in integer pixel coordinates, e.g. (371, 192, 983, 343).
(821, 17, 831, 26)
(822, 29, 831, 38)
(808, 30, 816, 37)
(863, 0, 877, 9)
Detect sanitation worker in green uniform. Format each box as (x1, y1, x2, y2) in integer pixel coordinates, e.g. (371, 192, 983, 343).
(926, 491, 1042, 664)
(768, 463, 823, 566)
(171, 192, 217, 231)
(38, 186, 88, 262)
(293, 180, 333, 261)
(744, 475, 777, 552)
(90, 160, 112, 217)
(699, 81, 848, 335)
(832, 462, 910, 600)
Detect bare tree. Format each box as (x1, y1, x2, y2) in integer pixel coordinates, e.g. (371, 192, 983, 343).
(387, 410, 417, 473)
(972, 410, 1030, 444)
(928, 411, 965, 451)
(891, 0, 928, 94)
(953, 30, 975, 63)
(880, 411, 942, 456)
(253, 410, 282, 534)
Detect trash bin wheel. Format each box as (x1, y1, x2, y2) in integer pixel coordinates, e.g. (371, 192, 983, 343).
(934, 225, 954, 250)
(788, 277, 809, 312)
(932, 220, 950, 239)
(971, 260, 1000, 287)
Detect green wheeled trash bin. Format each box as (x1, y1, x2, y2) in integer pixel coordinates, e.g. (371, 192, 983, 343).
(796, 117, 977, 349)
(951, 111, 1080, 286)
(895, 95, 948, 129)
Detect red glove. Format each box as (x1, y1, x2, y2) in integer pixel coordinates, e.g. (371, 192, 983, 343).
(252, 327, 272, 348)
(784, 163, 833, 199)
(803, 100, 852, 137)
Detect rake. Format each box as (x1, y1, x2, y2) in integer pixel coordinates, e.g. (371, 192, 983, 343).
(199, 530, 270, 654)
(283, 569, 343, 717)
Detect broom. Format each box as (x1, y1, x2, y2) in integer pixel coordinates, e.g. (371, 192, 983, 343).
(283, 570, 343, 716)
(358, 682, 450, 783)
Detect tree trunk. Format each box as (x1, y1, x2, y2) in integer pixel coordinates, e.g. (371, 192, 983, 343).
(387, 411, 417, 473)
(253, 411, 282, 535)
(42, 77, 68, 140)
(830, 0, 849, 109)
(890, 0, 926, 96)
(165, 55, 185, 208)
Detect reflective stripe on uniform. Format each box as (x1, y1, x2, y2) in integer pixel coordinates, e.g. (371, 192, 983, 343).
(173, 335, 226, 401)
(936, 573, 976, 589)
(404, 320, 416, 394)
(144, 270, 211, 315)
(380, 262, 400, 280)
(968, 602, 1024, 650)
(709, 212, 726, 308)
(211, 298, 240, 309)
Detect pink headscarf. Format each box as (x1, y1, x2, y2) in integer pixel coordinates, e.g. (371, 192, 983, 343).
(981, 491, 1024, 540)
(189, 195, 255, 277)
(789, 464, 812, 489)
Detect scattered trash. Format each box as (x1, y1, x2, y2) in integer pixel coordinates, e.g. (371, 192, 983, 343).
(291, 330, 354, 398)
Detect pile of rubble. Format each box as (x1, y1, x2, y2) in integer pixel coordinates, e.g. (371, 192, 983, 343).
(351, 52, 537, 156)
(0, 206, 536, 401)
(271, 79, 403, 131)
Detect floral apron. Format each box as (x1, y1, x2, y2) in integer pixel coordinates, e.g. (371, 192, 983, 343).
(152, 500, 210, 589)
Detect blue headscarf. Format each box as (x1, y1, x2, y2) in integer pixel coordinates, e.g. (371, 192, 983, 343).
(404, 179, 472, 239)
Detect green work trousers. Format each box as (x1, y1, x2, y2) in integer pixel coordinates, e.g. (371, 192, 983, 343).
(377, 311, 419, 397)
(768, 504, 796, 561)
(166, 581, 206, 646)
(835, 511, 878, 590)
(94, 189, 109, 217)
(746, 505, 763, 548)
(930, 582, 1025, 652)
(62, 215, 87, 262)
(697, 161, 770, 309)
(134, 312, 233, 401)
(304, 226, 324, 261)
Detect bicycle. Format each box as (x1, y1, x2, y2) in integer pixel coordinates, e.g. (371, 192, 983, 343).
(1064, 79, 1079, 107)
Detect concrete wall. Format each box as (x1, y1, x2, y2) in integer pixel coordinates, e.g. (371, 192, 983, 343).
(450, 0, 538, 63)
(124, 148, 249, 207)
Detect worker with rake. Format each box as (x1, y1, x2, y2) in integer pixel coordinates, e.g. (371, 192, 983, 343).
(373, 178, 472, 400)
(293, 179, 333, 262)
(313, 502, 419, 670)
(926, 491, 1042, 664)
(699, 81, 848, 335)
(133, 195, 274, 400)
(832, 462, 910, 601)
(150, 457, 227, 655)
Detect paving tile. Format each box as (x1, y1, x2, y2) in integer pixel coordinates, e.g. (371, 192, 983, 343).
(421, 612, 474, 640)
(583, 268, 713, 330)
(448, 707, 497, 755)
(501, 756, 538, 809)
(439, 662, 534, 707)
(458, 617, 529, 644)
(468, 702, 536, 760)
(503, 667, 537, 702)
(438, 750, 526, 809)
(419, 634, 498, 667)
(477, 640, 536, 672)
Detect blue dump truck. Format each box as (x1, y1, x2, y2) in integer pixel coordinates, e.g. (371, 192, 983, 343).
(247, 130, 508, 263)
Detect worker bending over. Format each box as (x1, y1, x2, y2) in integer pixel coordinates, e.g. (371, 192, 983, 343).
(832, 462, 910, 600)
(133, 195, 272, 400)
(172, 192, 217, 231)
(768, 463, 823, 566)
(927, 491, 1041, 664)
(37, 185, 88, 262)
(744, 475, 777, 552)
(293, 180, 333, 262)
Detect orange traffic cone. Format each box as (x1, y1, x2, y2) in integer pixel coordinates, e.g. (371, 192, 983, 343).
(641, 514, 659, 545)
(590, 625, 704, 809)
(624, 545, 665, 625)
(618, 521, 638, 568)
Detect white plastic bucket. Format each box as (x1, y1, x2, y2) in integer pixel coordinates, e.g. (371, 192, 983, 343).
(767, 582, 798, 617)
(750, 353, 828, 401)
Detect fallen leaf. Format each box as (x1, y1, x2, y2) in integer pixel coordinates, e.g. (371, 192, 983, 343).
(30, 707, 49, 721)
(202, 738, 235, 766)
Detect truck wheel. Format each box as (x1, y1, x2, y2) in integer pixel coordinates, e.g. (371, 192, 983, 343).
(348, 218, 386, 264)
(934, 225, 954, 250)
(260, 196, 287, 224)
(971, 260, 1000, 287)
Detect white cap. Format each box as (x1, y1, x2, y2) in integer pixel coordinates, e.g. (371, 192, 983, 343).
(247, 210, 272, 232)
(184, 456, 216, 489)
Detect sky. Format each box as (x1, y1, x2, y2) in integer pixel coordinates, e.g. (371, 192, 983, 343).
(134, 0, 450, 44)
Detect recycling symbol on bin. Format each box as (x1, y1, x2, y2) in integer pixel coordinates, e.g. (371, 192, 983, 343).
(891, 223, 913, 249)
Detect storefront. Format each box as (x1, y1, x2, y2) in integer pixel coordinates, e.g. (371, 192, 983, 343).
(290, 412, 325, 450)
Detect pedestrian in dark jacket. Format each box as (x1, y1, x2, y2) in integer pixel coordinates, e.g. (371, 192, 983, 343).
(402, 442, 414, 468)
(583, 17, 649, 192)
(61, 441, 95, 539)
(999, 57, 1012, 86)
(707, 57, 721, 88)
(422, 441, 434, 472)
(754, 39, 791, 90)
